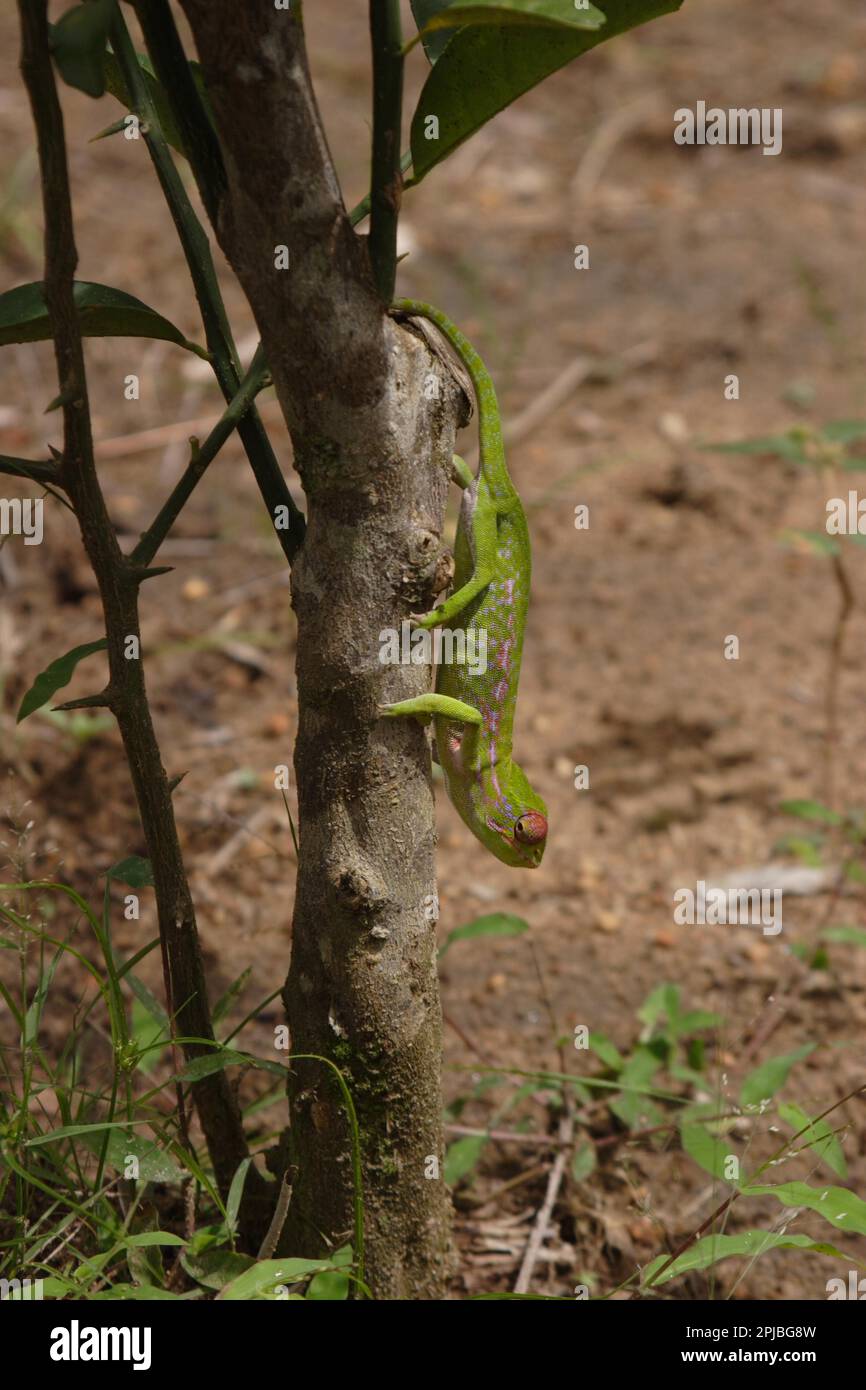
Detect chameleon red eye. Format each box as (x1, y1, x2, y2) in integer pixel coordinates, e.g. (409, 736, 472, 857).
(514, 812, 547, 845)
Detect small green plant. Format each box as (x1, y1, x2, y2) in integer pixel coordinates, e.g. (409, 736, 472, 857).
(0, 871, 364, 1299)
(438, 944, 864, 1299)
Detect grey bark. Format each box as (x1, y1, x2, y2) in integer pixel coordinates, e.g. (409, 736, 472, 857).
(179, 1, 469, 1296)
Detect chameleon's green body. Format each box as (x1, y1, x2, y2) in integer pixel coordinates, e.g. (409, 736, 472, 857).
(383, 300, 548, 869)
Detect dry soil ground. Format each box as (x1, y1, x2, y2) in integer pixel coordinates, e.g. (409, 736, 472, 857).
(1, 0, 866, 1299)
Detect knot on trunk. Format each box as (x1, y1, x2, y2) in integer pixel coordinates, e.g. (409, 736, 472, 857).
(330, 860, 388, 917)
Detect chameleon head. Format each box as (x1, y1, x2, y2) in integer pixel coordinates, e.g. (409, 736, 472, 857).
(477, 763, 548, 869)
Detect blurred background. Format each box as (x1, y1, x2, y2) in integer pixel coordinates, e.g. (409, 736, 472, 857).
(1, 0, 866, 1297)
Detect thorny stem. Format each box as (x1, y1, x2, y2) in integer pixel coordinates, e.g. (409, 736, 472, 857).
(0, 456, 62, 486)
(109, 6, 305, 565)
(132, 0, 227, 226)
(350, 149, 413, 229)
(132, 345, 270, 566)
(368, 0, 404, 301)
(17, 0, 269, 1236)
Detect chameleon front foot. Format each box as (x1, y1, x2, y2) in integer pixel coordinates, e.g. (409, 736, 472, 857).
(379, 693, 483, 725)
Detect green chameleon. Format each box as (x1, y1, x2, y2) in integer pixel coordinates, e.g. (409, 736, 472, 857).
(381, 300, 548, 869)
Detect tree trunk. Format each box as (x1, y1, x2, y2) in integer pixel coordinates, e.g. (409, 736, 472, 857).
(180, 0, 468, 1297)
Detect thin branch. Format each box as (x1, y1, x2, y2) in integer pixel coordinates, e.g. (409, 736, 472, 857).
(109, 7, 305, 565)
(513, 1109, 574, 1295)
(446, 1123, 570, 1149)
(0, 455, 74, 513)
(368, 0, 404, 301)
(132, 0, 227, 225)
(350, 149, 412, 229)
(131, 344, 269, 567)
(824, 549, 854, 812)
(0, 455, 62, 487)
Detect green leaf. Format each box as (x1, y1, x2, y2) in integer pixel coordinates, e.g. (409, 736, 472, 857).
(409, 0, 682, 183)
(740, 1044, 814, 1109)
(411, 0, 459, 62)
(778, 1102, 847, 1179)
(305, 1246, 352, 1301)
(823, 925, 866, 948)
(305, 1269, 350, 1300)
(107, 855, 154, 889)
(643, 1231, 847, 1287)
(680, 1121, 736, 1182)
(80, 1129, 185, 1185)
(217, 1257, 334, 1301)
(181, 1248, 254, 1291)
(50, 0, 114, 98)
(123, 970, 167, 1029)
(25, 1119, 131, 1145)
(703, 432, 809, 462)
(186, 1223, 231, 1257)
(0, 281, 205, 355)
(587, 1031, 623, 1070)
(126, 1238, 164, 1289)
(124, 1230, 186, 1249)
(775, 834, 824, 867)
(445, 1134, 486, 1185)
(609, 1044, 664, 1129)
(417, 0, 606, 46)
(225, 1158, 252, 1234)
(780, 798, 844, 827)
(213, 967, 252, 1026)
(822, 420, 866, 444)
(173, 1049, 287, 1082)
(676, 1009, 723, 1035)
(129, 995, 167, 1077)
(439, 911, 529, 956)
(778, 528, 840, 557)
(571, 1140, 596, 1182)
(637, 981, 677, 1030)
(744, 1181, 866, 1236)
(17, 638, 107, 723)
